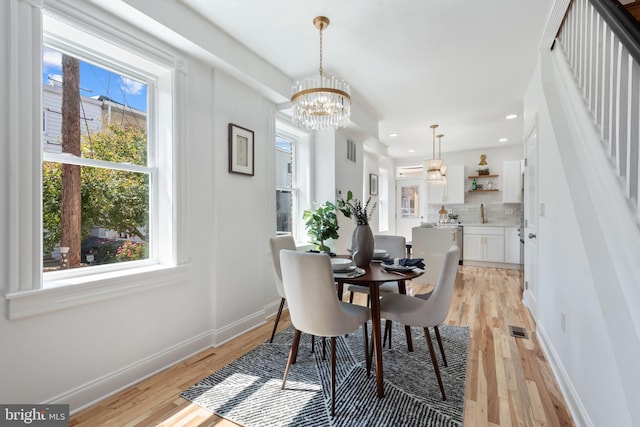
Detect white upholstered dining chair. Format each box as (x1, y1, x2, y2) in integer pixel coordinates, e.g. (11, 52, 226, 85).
(280, 250, 371, 417)
(268, 235, 297, 343)
(378, 245, 460, 400)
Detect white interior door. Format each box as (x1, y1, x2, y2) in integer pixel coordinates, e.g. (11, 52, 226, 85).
(396, 179, 424, 242)
(524, 119, 538, 319)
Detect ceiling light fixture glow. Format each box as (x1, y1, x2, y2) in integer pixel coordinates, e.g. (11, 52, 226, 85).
(290, 16, 351, 131)
(505, 114, 518, 120)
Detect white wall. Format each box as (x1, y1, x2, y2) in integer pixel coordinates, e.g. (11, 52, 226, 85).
(0, 0, 279, 412)
(524, 47, 640, 426)
(334, 132, 364, 254)
(210, 70, 278, 338)
(0, 16, 217, 412)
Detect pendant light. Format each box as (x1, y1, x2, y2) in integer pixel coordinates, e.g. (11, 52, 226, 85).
(425, 124, 444, 183)
(437, 133, 448, 185)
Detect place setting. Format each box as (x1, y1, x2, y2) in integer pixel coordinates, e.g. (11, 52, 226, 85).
(380, 257, 425, 276)
(331, 257, 365, 278)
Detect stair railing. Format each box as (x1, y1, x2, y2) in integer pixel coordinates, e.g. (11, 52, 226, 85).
(556, 0, 640, 224)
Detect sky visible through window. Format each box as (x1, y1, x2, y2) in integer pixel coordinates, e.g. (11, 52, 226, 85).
(43, 47, 147, 112)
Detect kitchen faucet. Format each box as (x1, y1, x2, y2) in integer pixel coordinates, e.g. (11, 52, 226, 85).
(480, 203, 486, 224)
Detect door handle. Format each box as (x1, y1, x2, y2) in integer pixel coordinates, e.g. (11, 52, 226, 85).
(528, 233, 537, 239)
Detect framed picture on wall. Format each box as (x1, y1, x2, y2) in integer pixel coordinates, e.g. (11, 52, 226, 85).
(369, 173, 379, 196)
(228, 123, 254, 176)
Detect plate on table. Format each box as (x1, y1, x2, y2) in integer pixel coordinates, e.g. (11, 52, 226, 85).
(331, 258, 354, 272)
(333, 265, 357, 274)
(382, 264, 415, 273)
(372, 249, 388, 260)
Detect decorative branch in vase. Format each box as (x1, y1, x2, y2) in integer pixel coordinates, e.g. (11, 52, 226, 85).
(337, 191, 377, 267)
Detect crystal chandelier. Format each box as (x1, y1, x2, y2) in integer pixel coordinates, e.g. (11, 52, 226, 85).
(425, 124, 444, 183)
(291, 16, 351, 131)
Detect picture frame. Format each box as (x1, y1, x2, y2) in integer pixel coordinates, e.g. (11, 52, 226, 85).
(228, 123, 254, 176)
(369, 173, 379, 196)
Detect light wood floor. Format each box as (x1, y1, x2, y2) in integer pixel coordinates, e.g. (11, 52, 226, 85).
(70, 266, 573, 426)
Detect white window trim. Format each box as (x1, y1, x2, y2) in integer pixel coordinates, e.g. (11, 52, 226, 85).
(275, 131, 298, 239)
(275, 117, 312, 245)
(5, 0, 189, 320)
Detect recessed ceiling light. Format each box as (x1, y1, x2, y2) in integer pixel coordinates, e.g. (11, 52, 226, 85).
(408, 149, 415, 153)
(499, 138, 508, 142)
(505, 114, 518, 120)
(389, 133, 398, 137)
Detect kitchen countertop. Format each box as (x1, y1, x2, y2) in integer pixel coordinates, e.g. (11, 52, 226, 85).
(418, 222, 522, 228)
(458, 223, 521, 227)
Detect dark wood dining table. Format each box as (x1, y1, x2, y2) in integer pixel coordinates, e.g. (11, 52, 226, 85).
(334, 260, 424, 398)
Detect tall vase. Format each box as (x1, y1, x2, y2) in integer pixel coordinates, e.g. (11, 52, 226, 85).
(351, 224, 374, 268)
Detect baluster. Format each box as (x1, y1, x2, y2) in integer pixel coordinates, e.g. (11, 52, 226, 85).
(626, 59, 640, 202)
(616, 47, 629, 180)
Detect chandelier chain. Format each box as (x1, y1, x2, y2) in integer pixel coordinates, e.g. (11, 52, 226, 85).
(319, 25, 323, 78)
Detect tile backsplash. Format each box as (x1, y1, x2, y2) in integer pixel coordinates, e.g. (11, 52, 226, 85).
(426, 193, 523, 226)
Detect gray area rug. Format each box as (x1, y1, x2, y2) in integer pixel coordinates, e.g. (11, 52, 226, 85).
(180, 323, 469, 427)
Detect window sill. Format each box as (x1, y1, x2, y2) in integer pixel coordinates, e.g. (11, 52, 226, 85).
(5, 264, 190, 320)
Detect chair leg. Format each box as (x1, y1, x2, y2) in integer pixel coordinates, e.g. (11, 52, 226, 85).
(383, 319, 392, 349)
(404, 325, 413, 352)
(311, 335, 315, 354)
(270, 298, 286, 343)
(433, 325, 448, 367)
(282, 329, 302, 389)
(330, 336, 337, 417)
(320, 337, 327, 360)
(424, 327, 446, 400)
(362, 322, 370, 374)
(349, 291, 355, 303)
(368, 328, 375, 376)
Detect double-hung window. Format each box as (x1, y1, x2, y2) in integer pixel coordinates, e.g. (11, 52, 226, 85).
(275, 133, 297, 238)
(5, 1, 186, 319)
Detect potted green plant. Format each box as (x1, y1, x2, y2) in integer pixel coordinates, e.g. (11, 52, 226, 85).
(302, 201, 340, 253)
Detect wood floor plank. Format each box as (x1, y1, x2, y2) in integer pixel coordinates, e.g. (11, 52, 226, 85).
(70, 265, 574, 426)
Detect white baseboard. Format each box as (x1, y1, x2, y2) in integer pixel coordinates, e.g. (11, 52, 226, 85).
(536, 323, 593, 427)
(212, 310, 266, 347)
(52, 308, 274, 415)
(52, 330, 214, 414)
(263, 297, 287, 319)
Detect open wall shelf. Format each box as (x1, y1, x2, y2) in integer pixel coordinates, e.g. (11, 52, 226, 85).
(468, 174, 499, 179)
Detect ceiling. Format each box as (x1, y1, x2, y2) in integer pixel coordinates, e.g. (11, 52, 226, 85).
(180, 0, 556, 159)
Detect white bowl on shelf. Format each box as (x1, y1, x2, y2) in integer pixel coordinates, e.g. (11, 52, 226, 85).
(330, 258, 353, 272)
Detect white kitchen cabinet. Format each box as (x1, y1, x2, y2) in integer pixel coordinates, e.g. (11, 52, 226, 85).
(427, 164, 464, 205)
(504, 227, 522, 264)
(502, 160, 523, 203)
(462, 234, 484, 261)
(463, 226, 505, 262)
